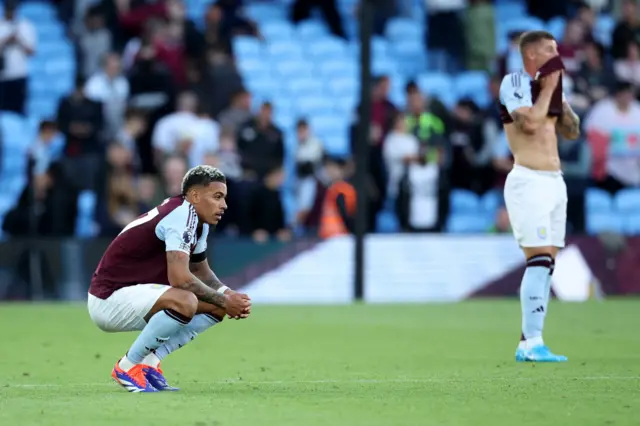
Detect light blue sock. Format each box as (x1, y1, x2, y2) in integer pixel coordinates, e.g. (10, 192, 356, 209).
(521, 254, 553, 344)
(543, 259, 555, 313)
(126, 310, 191, 364)
(153, 314, 220, 360)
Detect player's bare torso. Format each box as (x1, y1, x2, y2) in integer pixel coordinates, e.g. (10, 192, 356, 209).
(504, 117, 560, 172)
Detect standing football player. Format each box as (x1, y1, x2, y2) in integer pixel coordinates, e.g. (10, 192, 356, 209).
(88, 165, 252, 392)
(498, 31, 580, 362)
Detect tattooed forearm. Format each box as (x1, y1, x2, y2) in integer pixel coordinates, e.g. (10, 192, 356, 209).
(181, 279, 227, 308)
(190, 260, 226, 291)
(557, 102, 581, 140)
(511, 112, 536, 135)
(168, 252, 226, 308)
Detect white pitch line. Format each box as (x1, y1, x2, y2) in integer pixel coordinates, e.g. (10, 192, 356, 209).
(3, 376, 640, 388)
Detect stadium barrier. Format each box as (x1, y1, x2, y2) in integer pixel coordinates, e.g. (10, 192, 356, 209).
(0, 235, 638, 302)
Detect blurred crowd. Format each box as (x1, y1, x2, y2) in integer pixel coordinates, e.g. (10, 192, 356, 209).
(1, 0, 639, 241)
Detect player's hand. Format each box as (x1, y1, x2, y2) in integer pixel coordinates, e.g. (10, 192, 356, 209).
(540, 71, 561, 91)
(225, 292, 251, 319)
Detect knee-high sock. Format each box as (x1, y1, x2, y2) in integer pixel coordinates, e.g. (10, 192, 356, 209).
(520, 254, 553, 347)
(142, 313, 220, 367)
(123, 309, 191, 366)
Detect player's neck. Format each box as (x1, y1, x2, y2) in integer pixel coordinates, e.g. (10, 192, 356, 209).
(523, 65, 536, 79)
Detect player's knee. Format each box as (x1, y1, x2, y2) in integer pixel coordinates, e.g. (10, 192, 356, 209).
(166, 289, 198, 318)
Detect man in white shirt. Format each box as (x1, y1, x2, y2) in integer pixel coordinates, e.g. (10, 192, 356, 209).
(152, 91, 220, 169)
(0, 0, 36, 115)
(85, 52, 130, 140)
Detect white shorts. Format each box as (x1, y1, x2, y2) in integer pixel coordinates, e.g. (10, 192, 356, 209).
(87, 284, 171, 332)
(504, 165, 567, 248)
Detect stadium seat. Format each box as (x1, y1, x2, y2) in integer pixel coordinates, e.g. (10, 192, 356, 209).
(75, 191, 98, 238)
(385, 18, 422, 42)
(260, 21, 295, 42)
(376, 210, 400, 233)
(319, 59, 357, 79)
(232, 36, 263, 59)
(586, 212, 624, 235)
(450, 189, 480, 214)
(244, 3, 287, 23)
(417, 72, 454, 105)
(296, 20, 329, 40)
(392, 40, 427, 77)
(287, 78, 326, 97)
(296, 96, 335, 116)
(480, 190, 502, 214)
(446, 214, 489, 233)
(18, 1, 57, 21)
(322, 133, 350, 157)
(306, 37, 347, 58)
(586, 188, 613, 213)
(546, 17, 566, 40)
(614, 188, 640, 213)
(624, 214, 640, 235)
(266, 40, 304, 60)
(274, 60, 314, 78)
(454, 71, 490, 107)
(594, 14, 615, 46)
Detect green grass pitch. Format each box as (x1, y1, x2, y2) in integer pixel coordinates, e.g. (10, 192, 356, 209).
(0, 300, 638, 426)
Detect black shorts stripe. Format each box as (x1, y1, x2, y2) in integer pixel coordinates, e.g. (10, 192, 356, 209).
(527, 254, 553, 269)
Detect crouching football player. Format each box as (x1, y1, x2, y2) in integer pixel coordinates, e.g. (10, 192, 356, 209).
(87, 166, 252, 392)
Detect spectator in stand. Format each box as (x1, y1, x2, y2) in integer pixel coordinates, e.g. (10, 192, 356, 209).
(114, 108, 147, 173)
(575, 2, 597, 36)
(318, 157, 356, 239)
(237, 101, 284, 180)
(205, 46, 244, 117)
(294, 119, 324, 232)
(613, 41, 640, 91)
(559, 133, 592, 233)
(572, 40, 615, 115)
(218, 89, 253, 135)
(152, 91, 220, 168)
(97, 142, 138, 236)
(383, 112, 420, 202)
(78, 5, 113, 79)
(612, 0, 640, 60)
(585, 81, 640, 193)
(2, 121, 76, 237)
(159, 154, 188, 197)
(85, 52, 130, 140)
(449, 99, 494, 194)
(0, 0, 36, 115)
(558, 19, 587, 75)
(56, 75, 105, 191)
(464, 0, 496, 72)
(426, 0, 467, 73)
(248, 167, 290, 243)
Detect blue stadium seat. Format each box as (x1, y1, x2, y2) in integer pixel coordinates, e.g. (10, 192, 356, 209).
(274, 60, 314, 78)
(376, 210, 400, 233)
(393, 40, 427, 77)
(243, 76, 280, 98)
(319, 59, 357, 79)
(614, 188, 640, 213)
(624, 214, 640, 235)
(446, 214, 489, 233)
(595, 14, 615, 46)
(481, 190, 502, 214)
(296, 20, 329, 40)
(306, 37, 347, 58)
(495, 2, 527, 22)
(35, 22, 64, 39)
(327, 76, 358, 95)
(18, 1, 57, 21)
(260, 21, 295, 42)
(371, 54, 399, 75)
(385, 18, 422, 42)
(75, 190, 98, 238)
(586, 188, 613, 213)
(236, 56, 269, 75)
(297, 96, 335, 115)
(266, 40, 304, 60)
(287, 78, 325, 97)
(546, 17, 566, 41)
(322, 133, 350, 157)
(454, 71, 490, 107)
(450, 189, 480, 214)
(0, 112, 26, 137)
(417, 72, 453, 104)
(586, 212, 624, 235)
(232, 36, 263, 59)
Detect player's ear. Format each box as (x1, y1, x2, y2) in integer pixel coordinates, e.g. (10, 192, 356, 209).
(189, 188, 200, 204)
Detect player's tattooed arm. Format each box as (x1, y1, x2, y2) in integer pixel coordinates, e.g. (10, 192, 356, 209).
(556, 101, 581, 140)
(167, 251, 226, 308)
(511, 111, 536, 135)
(189, 259, 228, 293)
